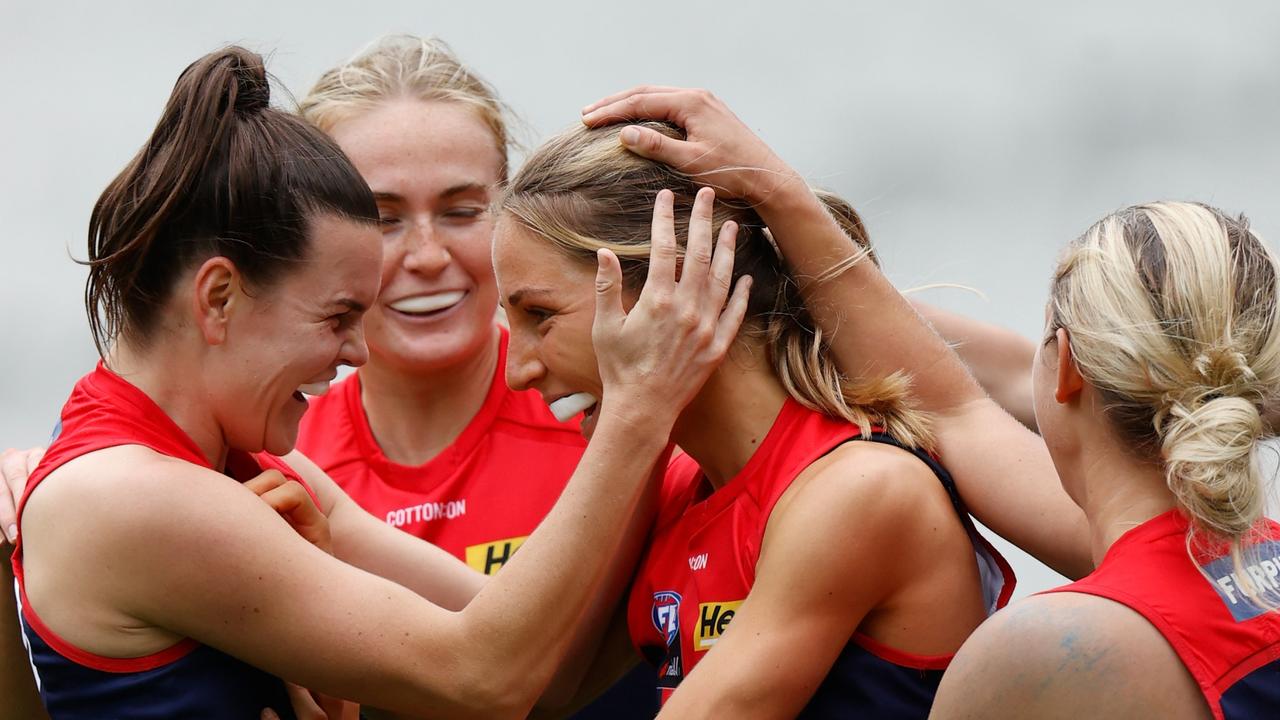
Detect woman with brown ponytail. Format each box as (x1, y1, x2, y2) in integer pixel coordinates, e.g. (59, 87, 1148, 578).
(491, 123, 1015, 718)
(587, 87, 1280, 719)
(9, 51, 751, 718)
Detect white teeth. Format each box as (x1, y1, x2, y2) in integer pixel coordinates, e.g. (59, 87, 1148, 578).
(298, 381, 331, 397)
(389, 291, 466, 314)
(548, 392, 598, 423)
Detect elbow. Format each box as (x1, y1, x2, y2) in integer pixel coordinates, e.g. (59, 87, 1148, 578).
(449, 664, 543, 720)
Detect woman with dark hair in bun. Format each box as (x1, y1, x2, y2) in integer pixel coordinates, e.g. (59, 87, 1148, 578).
(9, 49, 749, 718)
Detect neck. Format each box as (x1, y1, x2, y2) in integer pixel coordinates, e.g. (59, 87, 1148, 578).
(671, 343, 790, 489)
(358, 327, 501, 466)
(1067, 428, 1177, 565)
(108, 339, 229, 471)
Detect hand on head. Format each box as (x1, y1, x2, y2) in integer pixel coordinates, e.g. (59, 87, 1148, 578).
(582, 86, 801, 205)
(591, 186, 751, 430)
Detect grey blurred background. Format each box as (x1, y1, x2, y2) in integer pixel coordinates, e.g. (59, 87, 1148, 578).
(2, 1, 1278, 596)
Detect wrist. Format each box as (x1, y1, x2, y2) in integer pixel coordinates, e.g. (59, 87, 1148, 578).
(753, 170, 818, 219)
(594, 396, 678, 443)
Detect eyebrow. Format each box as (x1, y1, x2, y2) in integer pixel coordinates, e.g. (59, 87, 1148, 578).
(372, 182, 491, 204)
(333, 298, 368, 313)
(507, 287, 557, 306)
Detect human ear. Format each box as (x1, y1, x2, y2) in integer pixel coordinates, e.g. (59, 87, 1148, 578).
(1054, 327, 1085, 404)
(192, 257, 241, 346)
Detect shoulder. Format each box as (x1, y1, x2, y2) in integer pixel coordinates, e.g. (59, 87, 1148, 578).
(758, 441, 945, 583)
(773, 439, 950, 536)
(26, 446, 259, 530)
(930, 592, 1209, 720)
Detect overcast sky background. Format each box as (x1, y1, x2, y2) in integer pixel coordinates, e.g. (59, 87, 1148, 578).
(3, 1, 1278, 595)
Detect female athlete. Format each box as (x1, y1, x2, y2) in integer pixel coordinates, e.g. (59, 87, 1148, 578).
(491, 122, 1014, 718)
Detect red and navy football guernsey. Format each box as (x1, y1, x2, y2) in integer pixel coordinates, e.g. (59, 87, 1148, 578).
(1043, 510, 1280, 720)
(11, 362, 304, 719)
(627, 399, 1015, 718)
(297, 326, 656, 719)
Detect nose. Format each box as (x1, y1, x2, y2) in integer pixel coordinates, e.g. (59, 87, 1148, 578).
(403, 218, 451, 276)
(504, 325, 545, 392)
(339, 320, 370, 369)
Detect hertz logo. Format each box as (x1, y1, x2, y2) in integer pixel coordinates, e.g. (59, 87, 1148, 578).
(465, 536, 528, 575)
(695, 600, 743, 651)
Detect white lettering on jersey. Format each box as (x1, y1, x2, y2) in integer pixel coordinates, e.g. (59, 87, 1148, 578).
(688, 553, 708, 571)
(385, 499, 467, 528)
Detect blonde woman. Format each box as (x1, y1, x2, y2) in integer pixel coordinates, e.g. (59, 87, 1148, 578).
(492, 124, 1014, 718)
(587, 86, 1280, 719)
(293, 37, 660, 716)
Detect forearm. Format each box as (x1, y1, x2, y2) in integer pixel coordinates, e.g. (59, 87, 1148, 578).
(452, 410, 669, 714)
(757, 185, 986, 414)
(0, 560, 50, 720)
(915, 302, 1039, 430)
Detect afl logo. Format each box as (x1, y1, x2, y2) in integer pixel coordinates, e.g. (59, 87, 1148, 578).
(652, 591, 682, 647)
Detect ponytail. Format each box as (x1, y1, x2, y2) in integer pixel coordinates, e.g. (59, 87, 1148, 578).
(84, 47, 378, 355)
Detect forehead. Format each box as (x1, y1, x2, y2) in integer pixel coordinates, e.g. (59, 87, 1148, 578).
(326, 99, 504, 194)
(284, 213, 382, 302)
(492, 217, 594, 296)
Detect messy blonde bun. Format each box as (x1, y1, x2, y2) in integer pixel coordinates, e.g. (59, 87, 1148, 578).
(1049, 202, 1279, 549)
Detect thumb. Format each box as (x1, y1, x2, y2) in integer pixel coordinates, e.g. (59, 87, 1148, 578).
(261, 710, 280, 720)
(593, 248, 625, 341)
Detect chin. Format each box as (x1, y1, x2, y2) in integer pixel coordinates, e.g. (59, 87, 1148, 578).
(262, 434, 299, 458)
(374, 327, 495, 372)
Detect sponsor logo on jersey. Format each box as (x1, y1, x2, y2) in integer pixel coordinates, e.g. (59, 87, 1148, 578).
(385, 498, 467, 529)
(1200, 539, 1280, 622)
(688, 553, 708, 571)
(652, 591, 682, 647)
(465, 536, 528, 575)
(695, 600, 743, 651)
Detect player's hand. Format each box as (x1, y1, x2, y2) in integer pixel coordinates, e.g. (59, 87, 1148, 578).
(243, 470, 332, 554)
(581, 87, 802, 207)
(0, 446, 45, 545)
(261, 685, 360, 720)
(591, 186, 751, 431)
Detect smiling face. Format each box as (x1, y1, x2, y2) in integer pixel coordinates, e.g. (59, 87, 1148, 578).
(492, 216, 610, 436)
(325, 99, 505, 375)
(208, 213, 382, 455)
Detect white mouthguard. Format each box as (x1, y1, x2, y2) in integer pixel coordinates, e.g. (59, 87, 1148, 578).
(548, 392, 598, 422)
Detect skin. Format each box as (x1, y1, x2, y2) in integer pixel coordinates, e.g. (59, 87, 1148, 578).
(16, 201, 751, 719)
(325, 99, 505, 465)
(577, 86, 1215, 717)
(495, 188, 991, 719)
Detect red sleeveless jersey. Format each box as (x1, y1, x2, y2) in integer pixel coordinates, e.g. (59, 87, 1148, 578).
(1044, 511, 1280, 719)
(11, 362, 306, 718)
(627, 399, 1015, 718)
(296, 327, 586, 574)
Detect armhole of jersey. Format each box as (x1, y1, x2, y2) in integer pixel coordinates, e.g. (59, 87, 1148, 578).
(850, 631, 954, 670)
(848, 432, 1017, 611)
(11, 556, 199, 674)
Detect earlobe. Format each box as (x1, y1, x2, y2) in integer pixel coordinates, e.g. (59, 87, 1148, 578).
(1054, 327, 1085, 404)
(192, 257, 239, 346)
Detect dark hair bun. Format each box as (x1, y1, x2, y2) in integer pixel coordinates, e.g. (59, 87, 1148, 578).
(225, 48, 270, 115)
